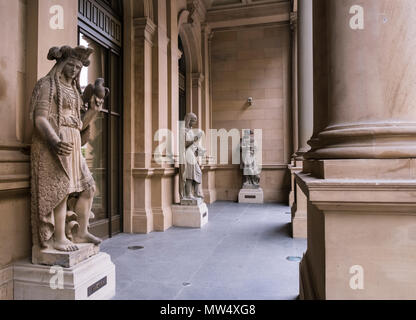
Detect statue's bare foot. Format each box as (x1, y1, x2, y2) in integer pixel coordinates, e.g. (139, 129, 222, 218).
(74, 232, 102, 245)
(54, 239, 79, 252)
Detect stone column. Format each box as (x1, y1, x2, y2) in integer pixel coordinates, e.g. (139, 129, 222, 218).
(201, 24, 216, 203)
(133, 18, 155, 168)
(308, 0, 416, 159)
(298, 0, 416, 299)
(290, 10, 299, 159)
(296, 0, 313, 158)
(167, 0, 179, 162)
(191, 72, 204, 129)
(151, 0, 174, 231)
(201, 24, 212, 161)
(288, 8, 298, 209)
(289, 0, 313, 238)
(125, 17, 155, 234)
(152, 0, 170, 165)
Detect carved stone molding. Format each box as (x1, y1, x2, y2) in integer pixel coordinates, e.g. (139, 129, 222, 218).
(132, 168, 177, 178)
(178, 9, 191, 30)
(206, 1, 290, 30)
(78, 0, 122, 47)
(188, 0, 208, 24)
(133, 17, 157, 45)
(192, 73, 205, 88)
(290, 11, 297, 31)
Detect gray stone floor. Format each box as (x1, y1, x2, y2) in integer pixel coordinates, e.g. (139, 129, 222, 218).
(101, 201, 307, 300)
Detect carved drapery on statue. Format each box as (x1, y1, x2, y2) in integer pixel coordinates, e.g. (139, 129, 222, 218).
(30, 45, 108, 252)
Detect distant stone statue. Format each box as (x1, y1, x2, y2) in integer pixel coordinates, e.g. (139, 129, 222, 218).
(179, 113, 206, 202)
(30, 45, 109, 253)
(240, 129, 260, 189)
(173, 113, 209, 228)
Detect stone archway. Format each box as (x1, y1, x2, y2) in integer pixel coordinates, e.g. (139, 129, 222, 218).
(178, 9, 204, 127)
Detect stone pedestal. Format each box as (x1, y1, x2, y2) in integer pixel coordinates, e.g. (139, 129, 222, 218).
(297, 160, 416, 300)
(172, 202, 209, 228)
(14, 252, 115, 300)
(0, 265, 13, 300)
(238, 188, 264, 204)
(291, 183, 307, 239)
(288, 160, 302, 208)
(32, 244, 100, 268)
(289, 159, 307, 238)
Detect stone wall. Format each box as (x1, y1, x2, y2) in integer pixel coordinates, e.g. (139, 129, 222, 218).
(211, 25, 291, 202)
(0, 0, 29, 300)
(0, 0, 79, 300)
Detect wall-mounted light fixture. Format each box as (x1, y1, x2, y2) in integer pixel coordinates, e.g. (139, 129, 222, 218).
(247, 97, 254, 106)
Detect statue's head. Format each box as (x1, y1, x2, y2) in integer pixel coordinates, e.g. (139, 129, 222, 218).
(47, 46, 94, 81)
(29, 46, 95, 123)
(184, 112, 197, 129)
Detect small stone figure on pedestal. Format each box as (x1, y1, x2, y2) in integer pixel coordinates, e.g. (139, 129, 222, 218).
(180, 112, 206, 204)
(239, 129, 263, 203)
(240, 129, 261, 189)
(173, 113, 208, 228)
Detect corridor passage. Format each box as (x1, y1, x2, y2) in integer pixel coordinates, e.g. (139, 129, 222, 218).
(101, 202, 307, 300)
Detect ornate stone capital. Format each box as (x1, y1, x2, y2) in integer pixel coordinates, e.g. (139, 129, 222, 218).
(290, 11, 298, 32)
(187, 0, 207, 25)
(133, 17, 156, 45)
(192, 73, 205, 88)
(201, 23, 214, 43)
(201, 23, 211, 35)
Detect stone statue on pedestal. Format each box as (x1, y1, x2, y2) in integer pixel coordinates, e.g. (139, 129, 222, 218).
(30, 45, 109, 254)
(240, 129, 260, 189)
(238, 129, 263, 203)
(173, 112, 209, 228)
(179, 112, 206, 202)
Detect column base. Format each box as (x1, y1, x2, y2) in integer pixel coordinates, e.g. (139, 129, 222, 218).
(131, 209, 153, 234)
(238, 188, 264, 204)
(172, 202, 209, 228)
(291, 212, 307, 239)
(14, 252, 115, 300)
(299, 252, 320, 300)
(0, 265, 13, 300)
(153, 207, 173, 232)
(291, 171, 308, 239)
(288, 159, 303, 209)
(203, 189, 217, 204)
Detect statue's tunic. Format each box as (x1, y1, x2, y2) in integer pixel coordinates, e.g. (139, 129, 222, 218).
(31, 77, 94, 248)
(58, 81, 94, 193)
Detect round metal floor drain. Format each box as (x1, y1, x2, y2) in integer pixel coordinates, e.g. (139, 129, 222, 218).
(286, 256, 302, 262)
(128, 246, 144, 251)
(182, 282, 191, 287)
